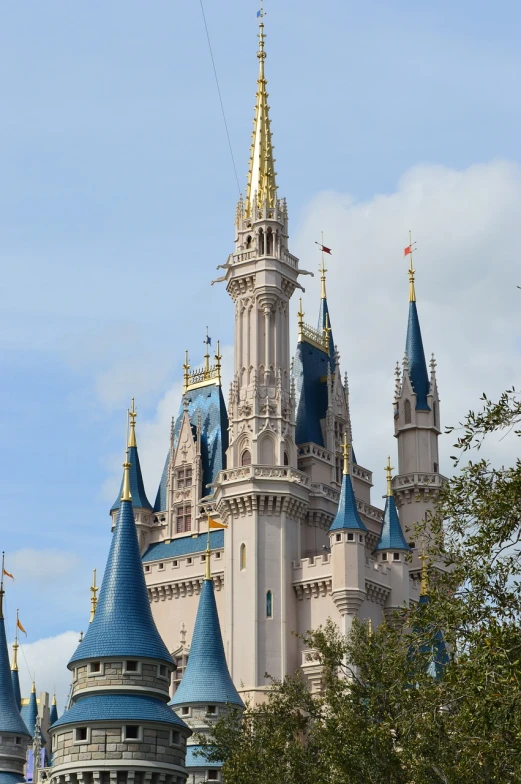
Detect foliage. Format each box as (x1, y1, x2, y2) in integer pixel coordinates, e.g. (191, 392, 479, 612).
(201, 390, 521, 782)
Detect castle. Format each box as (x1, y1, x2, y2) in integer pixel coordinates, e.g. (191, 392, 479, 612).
(0, 16, 443, 784)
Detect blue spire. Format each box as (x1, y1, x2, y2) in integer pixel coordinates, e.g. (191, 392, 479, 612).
(171, 579, 244, 708)
(70, 497, 172, 665)
(374, 494, 410, 552)
(112, 402, 153, 512)
(405, 300, 430, 411)
(49, 696, 58, 726)
(0, 611, 30, 736)
(329, 472, 367, 533)
(20, 685, 38, 738)
(11, 669, 21, 711)
(318, 297, 335, 369)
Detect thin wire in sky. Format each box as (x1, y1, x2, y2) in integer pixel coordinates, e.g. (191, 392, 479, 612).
(199, 0, 242, 196)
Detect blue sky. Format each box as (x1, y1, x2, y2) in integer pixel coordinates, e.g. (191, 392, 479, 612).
(1, 0, 521, 704)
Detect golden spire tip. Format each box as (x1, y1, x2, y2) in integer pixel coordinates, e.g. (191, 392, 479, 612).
(385, 457, 394, 497)
(90, 568, 98, 623)
(407, 230, 416, 303)
(342, 432, 351, 476)
(31, 681, 36, 694)
(121, 411, 132, 503)
(128, 398, 137, 448)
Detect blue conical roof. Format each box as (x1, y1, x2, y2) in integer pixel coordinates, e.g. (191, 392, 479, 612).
(171, 579, 243, 708)
(318, 297, 336, 369)
(374, 495, 410, 551)
(0, 616, 30, 736)
(405, 301, 430, 411)
(329, 472, 367, 532)
(111, 446, 152, 512)
(69, 499, 172, 665)
(11, 669, 21, 711)
(49, 699, 58, 725)
(20, 688, 38, 738)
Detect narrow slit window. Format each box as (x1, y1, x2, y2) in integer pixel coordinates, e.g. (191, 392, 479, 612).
(266, 590, 273, 618)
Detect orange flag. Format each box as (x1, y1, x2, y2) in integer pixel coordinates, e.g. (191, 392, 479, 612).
(3, 568, 14, 580)
(208, 517, 227, 530)
(17, 618, 27, 636)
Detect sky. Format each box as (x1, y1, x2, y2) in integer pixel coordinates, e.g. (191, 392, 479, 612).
(1, 0, 521, 709)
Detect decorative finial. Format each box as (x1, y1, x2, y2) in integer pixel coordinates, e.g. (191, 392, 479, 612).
(183, 350, 190, 393)
(385, 457, 394, 497)
(52, 692, 57, 706)
(205, 522, 212, 581)
(128, 398, 137, 448)
(342, 432, 351, 476)
(12, 609, 20, 671)
(121, 412, 132, 502)
(404, 230, 417, 303)
(203, 328, 211, 375)
(430, 353, 437, 375)
(215, 340, 222, 385)
(419, 541, 429, 597)
(245, 6, 277, 217)
(180, 622, 187, 646)
(31, 681, 36, 694)
(89, 568, 98, 623)
(297, 298, 304, 342)
(319, 231, 328, 299)
(323, 312, 332, 351)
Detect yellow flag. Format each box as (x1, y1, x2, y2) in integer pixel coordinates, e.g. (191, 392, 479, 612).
(3, 568, 14, 580)
(208, 517, 227, 530)
(16, 618, 27, 636)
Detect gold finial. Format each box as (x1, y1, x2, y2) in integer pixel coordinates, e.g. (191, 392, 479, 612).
(342, 432, 351, 476)
(319, 232, 328, 299)
(406, 230, 417, 303)
(215, 340, 222, 385)
(323, 312, 332, 351)
(203, 328, 211, 376)
(121, 414, 132, 503)
(385, 456, 394, 497)
(52, 692, 57, 706)
(12, 609, 19, 671)
(245, 10, 277, 217)
(128, 398, 137, 448)
(90, 569, 98, 623)
(419, 542, 429, 597)
(297, 298, 304, 342)
(31, 681, 36, 694)
(205, 522, 212, 581)
(183, 350, 190, 393)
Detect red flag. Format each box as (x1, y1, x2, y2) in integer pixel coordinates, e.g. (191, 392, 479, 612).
(321, 245, 332, 255)
(404, 245, 411, 256)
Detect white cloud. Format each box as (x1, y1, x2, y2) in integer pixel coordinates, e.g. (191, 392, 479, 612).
(293, 160, 521, 498)
(13, 631, 80, 713)
(9, 549, 80, 583)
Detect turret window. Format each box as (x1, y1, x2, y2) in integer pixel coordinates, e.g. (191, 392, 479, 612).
(266, 228, 273, 255)
(433, 401, 438, 428)
(404, 399, 412, 424)
(241, 449, 251, 467)
(207, 705, 217, 715)
(335, 533, 341, 542)
(381, 553, 388, 561)
(266, 590, 273, 618)
(240, 543, 246, 571)
(176, 467, 192, 489)
(173, 653, 189, 695)
(433, 462, 439, 473)
(74, 727, 89, 744)
(170, 731, 182, 747)
(207, 772, 219, 781)
(347, 533, 354, 541)
(393, 553, 400, 561)
(123, 725, 141, 741)
(176, 505, 192, 533)
(124, 660, 141, 675)
(89, 661, 102, 675)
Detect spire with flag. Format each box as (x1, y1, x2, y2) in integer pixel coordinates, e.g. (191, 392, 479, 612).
(403, 232, 430, 411)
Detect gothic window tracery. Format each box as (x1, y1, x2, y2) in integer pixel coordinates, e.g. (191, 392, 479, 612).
(404, 399, 411, 425)
(176, 505, 192, 533)
(176, 467, 192, 489)
(241, 449, 252, 466)
(266, 228, 273, 255)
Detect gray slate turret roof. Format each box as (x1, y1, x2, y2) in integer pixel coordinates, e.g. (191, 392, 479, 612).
(69, 498, 172, 666)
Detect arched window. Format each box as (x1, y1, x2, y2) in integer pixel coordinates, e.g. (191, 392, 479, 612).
(266, 590, 272, 618)
(259, 436, 274, 465)
(404, 399, 411, 425)
(246, 235, 252, 249)
(240, 544, 246, 571)
(283, 451, 289, 466)
(433, 401, 438, 428)
(266, 228, 273, 255)
(241, 449, 251, 466)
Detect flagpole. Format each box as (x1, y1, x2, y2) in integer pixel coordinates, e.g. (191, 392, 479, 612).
(13, 609, 19, 670)
(0, 552, 4, 618)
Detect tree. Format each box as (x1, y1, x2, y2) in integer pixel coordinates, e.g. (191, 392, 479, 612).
(202, 390, 521, 783)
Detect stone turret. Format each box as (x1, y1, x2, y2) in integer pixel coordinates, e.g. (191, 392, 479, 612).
(170, 539, 244, 783)
(50, 434, 191, 784)
(0, 564, 31, 784)
(329, 436, 368, 633)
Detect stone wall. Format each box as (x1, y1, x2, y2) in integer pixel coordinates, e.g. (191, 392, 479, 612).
(72, 662, 171, 699)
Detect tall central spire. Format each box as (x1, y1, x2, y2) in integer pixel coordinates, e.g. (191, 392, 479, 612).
(245, 19, 277, 217)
